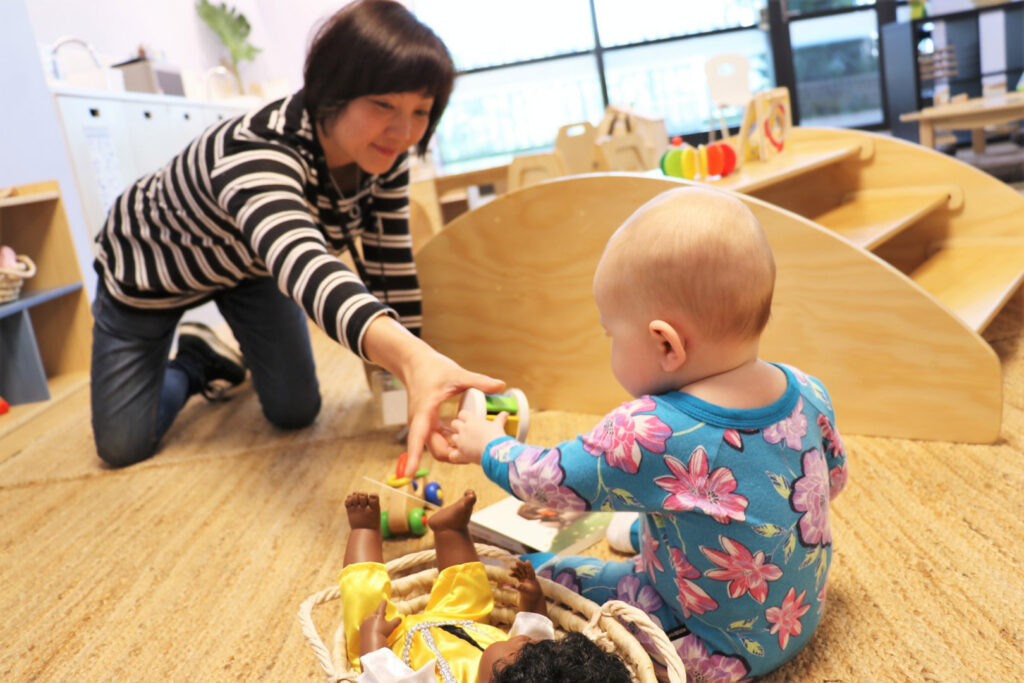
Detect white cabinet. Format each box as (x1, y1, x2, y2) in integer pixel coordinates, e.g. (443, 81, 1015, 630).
(55, 94, 137, 247)
(53, 88, 253, 249)
(122, 101, 171, 178)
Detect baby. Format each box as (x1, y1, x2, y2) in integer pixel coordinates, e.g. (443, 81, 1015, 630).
(445, 186, 849, 680)
(340, 490, 633, 683)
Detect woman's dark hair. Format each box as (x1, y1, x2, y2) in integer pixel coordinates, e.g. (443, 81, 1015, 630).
(303, 0, 455, 155)
(490, 632, 634, 683)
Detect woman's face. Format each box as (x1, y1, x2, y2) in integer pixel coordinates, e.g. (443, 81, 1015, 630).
(318, 91, 434, 173)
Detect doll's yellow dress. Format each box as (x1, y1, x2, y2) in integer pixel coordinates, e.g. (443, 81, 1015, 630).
(340, 560, 509, 683)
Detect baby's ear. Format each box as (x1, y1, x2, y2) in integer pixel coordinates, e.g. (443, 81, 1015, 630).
(649, 320, 686, 372)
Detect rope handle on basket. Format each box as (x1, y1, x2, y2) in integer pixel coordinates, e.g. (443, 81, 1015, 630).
(584, 600, 688, 683)
(0, 254, 36, 278)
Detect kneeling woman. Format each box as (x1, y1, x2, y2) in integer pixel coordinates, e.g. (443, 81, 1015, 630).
(90, 0, 502, 468)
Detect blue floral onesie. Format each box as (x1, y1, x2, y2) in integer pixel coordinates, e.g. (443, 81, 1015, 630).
(481, 364, 848, 682)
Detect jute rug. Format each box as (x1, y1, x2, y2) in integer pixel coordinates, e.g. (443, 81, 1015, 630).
(1, 304, 1022, 680)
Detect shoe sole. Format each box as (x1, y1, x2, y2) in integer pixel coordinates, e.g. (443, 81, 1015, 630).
(176, 322, 246, 375)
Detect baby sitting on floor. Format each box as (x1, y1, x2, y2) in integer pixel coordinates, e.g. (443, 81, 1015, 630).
(443, 186, 849, 680)
(340, 490, 633, 683)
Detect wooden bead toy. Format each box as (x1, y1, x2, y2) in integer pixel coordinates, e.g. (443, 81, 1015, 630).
(379, 453, 443, 538)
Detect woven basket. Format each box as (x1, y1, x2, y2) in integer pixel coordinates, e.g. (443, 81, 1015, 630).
(299, 543, 687, 683)
(0, 254, 36, 304)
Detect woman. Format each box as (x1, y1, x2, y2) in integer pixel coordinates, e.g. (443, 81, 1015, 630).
(90, 0, 502, 471)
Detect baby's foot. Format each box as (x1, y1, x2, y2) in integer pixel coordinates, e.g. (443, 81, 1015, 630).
(427, 489, 477, 532)
(346, 492, 381, 530)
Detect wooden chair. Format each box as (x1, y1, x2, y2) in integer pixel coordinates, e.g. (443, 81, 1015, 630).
(507, 152, 567, 191)
(596, 132, 649, 171)
(597, 106, 668, 169)
(705, 53, 752, 142)
(554, 122, 608, 174)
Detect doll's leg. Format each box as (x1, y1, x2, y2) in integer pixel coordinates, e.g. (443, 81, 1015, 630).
(427, 489, 478, 570)
(344, 492, 384, 566)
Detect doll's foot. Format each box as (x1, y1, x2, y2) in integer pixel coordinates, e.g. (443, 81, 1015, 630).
(346, 492, 381, 530)
(427, 489, 477, 532)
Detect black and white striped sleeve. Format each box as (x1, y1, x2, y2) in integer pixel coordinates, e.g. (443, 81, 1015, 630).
(362, 154, 422, 336)
(212, 146, 393, 360)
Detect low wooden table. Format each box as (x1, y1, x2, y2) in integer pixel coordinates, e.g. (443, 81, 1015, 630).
(900, 91, 1024, 154)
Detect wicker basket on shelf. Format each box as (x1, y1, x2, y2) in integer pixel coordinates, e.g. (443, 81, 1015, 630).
(0, 254, 36, 304)
(298, 543, 687, 682)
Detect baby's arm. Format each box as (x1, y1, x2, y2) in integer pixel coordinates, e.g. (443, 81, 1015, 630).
(511, 559, 547, 618)
(469, 402, 669, 514)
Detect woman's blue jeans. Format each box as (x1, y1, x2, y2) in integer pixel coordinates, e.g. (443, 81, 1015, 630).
(90, 277, 321, 467)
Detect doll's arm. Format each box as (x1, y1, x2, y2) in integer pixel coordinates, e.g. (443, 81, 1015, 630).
(360, 599, 402, 657)
(511, 559, 547, 618)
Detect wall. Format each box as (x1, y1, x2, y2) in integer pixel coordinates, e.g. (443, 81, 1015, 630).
(0, 0, 96, 298)
(26, 0, 348, 98)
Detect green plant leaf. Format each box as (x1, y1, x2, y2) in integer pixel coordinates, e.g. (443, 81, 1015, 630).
(196, 0, 262, 68)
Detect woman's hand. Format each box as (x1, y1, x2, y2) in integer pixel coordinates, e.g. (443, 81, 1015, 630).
(359, 599, 401, 656)
(443, 410, 510, 465)
(362, 316, 505, 476)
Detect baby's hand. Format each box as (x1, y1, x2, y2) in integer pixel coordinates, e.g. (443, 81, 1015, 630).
(512, 559, 547, 616)
(445, 409, 510, 465)
(359, 599, 401, 656)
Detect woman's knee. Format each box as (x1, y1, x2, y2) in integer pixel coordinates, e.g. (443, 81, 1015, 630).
(94, 430, 158, 468)
(261, 391, 321, 430)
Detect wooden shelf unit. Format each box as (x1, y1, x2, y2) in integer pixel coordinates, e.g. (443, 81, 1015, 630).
(0, 180, 92, 438)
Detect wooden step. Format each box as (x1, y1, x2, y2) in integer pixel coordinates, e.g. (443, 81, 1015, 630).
(911, 244, 1024, 332)
(812, 186, 961, 251)
(716, 140, 869, 194)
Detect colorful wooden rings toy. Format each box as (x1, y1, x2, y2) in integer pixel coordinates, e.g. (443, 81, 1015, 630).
(659, 141, 737, 180)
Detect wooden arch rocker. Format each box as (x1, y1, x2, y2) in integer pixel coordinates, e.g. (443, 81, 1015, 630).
(414, 126, 1018, 444)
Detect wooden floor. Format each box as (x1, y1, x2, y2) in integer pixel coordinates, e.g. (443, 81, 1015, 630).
(3, 293, 1024, 680)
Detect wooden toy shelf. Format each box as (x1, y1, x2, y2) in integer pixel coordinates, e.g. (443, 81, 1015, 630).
(0, 180, 92, 442)
(416, 127, 1023, 444)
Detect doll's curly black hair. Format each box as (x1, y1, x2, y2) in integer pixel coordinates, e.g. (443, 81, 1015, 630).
(490, 631, 634, 682)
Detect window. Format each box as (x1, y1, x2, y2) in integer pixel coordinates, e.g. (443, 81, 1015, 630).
(593, 0, 764, 46)
(414, 0, 594, 70)
(603, 30, 772, 136)
(789, 9, 884, 127)
(414, 0, 905, 170)
(787, 0, 876, 15)
(433, 56, 605, 173)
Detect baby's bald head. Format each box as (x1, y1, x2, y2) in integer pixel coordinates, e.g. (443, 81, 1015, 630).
(595, 186, 776, 341)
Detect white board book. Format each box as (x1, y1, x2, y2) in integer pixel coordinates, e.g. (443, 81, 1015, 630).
(468, 496, 612, 556)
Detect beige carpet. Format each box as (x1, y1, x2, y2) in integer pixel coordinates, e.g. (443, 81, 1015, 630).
(2, 301, 1023, 679)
